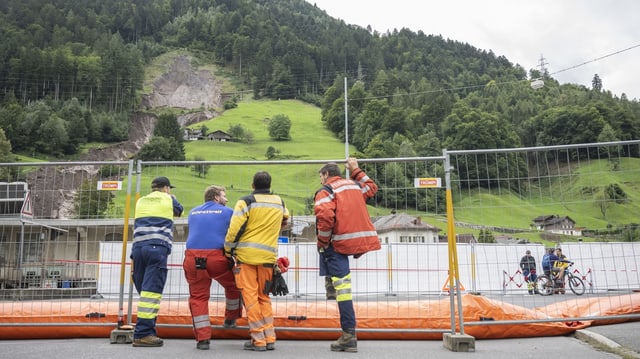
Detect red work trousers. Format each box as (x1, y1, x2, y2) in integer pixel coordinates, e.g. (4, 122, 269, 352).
(183, 249, 242, 342)
(234, 263, 275, 347)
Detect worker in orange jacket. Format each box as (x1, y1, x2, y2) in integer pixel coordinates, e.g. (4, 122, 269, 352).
(314, 158, 380, 353)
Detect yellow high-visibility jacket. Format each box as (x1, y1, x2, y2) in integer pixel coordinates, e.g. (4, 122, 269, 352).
(225, 189, 289, 265)
(133, 191, 182, 248)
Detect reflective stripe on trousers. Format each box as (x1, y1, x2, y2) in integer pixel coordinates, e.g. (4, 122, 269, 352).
(131, 243, 169, 339)
(331, 274, 356, 331)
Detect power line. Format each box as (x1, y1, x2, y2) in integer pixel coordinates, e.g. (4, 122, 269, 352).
(358, 43, 640, 100)
(549, 43, 640, 76)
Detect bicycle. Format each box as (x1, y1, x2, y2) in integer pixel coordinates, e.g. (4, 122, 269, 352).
(535, 262, 585, 296)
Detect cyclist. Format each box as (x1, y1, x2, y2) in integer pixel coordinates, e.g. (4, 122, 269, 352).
(552, 248, 571, 280)
(551, 248, 572, 293)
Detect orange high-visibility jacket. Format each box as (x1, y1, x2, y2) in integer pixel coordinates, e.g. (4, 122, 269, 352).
(314, 168, 381, 255)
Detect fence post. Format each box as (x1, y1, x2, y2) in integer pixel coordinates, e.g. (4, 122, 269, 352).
(502, 270, 507, 295)
(293, 242, 301, 298)
(470, 242, 477, 293)
(385, 242, 396, 296)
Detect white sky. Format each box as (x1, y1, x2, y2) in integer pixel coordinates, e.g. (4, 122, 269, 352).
(306, 0, 640, 100)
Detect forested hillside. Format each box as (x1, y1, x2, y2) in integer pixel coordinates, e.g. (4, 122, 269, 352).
(1, 0, 639, 163)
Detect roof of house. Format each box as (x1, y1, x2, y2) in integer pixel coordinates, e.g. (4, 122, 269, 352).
(533, 215, 556, 222)
(373, 213, 440, 234)
(533, 215, 575, 226)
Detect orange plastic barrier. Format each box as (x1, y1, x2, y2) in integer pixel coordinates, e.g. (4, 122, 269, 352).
(1, 293, 639, 340)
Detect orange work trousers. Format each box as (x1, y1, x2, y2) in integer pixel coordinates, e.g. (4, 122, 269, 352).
(234, 263, 275, 346)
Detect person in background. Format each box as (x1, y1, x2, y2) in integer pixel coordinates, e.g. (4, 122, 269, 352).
(224, 171, 289, 352)
(552, 248, 572, 293)
(183, 185, 242, 350)
(314, 158, 381, 353)
(541, 247, 557, 277)
(519, 250, 537, 294)
(131, 176, 183, 347)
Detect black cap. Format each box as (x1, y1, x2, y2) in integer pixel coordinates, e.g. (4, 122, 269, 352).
(152, 176, 174, 189)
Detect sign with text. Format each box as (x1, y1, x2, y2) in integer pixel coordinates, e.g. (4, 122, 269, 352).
(414, 177, 442, 188)
(97, 181, 122, 191)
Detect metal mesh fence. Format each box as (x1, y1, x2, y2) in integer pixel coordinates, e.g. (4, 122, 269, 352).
(1, 141, 639, 336)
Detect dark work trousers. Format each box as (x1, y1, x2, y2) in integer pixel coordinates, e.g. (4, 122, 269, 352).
(130, 242, 169, 339)
(523, 269, 537, 282)
(319, 245, 356, 332)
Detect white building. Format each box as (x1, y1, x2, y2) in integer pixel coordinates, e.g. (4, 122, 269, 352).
(374, 213, 441, 244)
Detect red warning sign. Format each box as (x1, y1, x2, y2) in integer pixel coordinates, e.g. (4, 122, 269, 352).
(20, 191, 33, 218)
(442, 275, 465, 292)
(414, 177, 442, 188)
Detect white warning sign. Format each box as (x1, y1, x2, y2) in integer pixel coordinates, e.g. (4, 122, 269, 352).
(20, 191, 33, 218)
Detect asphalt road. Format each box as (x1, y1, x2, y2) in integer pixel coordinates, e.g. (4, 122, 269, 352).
(1, 322, 639, 359)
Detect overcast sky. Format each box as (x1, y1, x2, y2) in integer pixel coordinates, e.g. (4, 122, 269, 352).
(306, 0, 640, 100)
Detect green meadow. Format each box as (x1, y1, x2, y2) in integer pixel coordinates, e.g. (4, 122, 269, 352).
(116, 99, 357, 217)
(147, 106, 640, 246)
(451, 156, 640, 245)
(15, 98, 640, 245)
(186, 99, 350, 161)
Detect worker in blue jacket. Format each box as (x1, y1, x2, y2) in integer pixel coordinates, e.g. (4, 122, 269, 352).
(183, 185, 241, 350)
(541, 248, 558, 277)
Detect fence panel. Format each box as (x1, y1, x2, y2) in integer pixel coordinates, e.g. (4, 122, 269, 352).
(447, 141, 640, 325)
(1, 141, 640, 338)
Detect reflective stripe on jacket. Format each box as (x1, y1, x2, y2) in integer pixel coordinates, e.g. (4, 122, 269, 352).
(224, 190, 289, 265)
(314, 168, 381, 255)
(133, 191, 178, 246)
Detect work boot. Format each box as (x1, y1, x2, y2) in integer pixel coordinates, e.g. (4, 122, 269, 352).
(132, 335, 164, 347)
(325, 277, 337, 300)
(196, 340, 210, 350)
(526, 282, 534, 295)
(243, 341, 267, 351)
(223, 319, 237, 328)
(330, 331, 357, 352)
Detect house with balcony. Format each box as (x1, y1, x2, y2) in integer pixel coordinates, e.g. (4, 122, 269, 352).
(532, 215, 581, 236)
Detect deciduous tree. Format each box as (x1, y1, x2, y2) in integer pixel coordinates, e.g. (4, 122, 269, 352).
(268, 114, 291, 141)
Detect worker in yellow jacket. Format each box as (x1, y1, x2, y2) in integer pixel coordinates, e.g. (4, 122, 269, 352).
(225, 171, 289, 352)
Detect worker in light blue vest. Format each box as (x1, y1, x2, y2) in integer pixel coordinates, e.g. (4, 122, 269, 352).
(131, 176, 183, 347)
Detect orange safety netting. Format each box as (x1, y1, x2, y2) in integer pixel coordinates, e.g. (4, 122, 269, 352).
(1, 293, 639, 340)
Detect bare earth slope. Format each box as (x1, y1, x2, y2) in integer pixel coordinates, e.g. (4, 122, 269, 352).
(30, 55, 221, 218)
(141, 55, 222, 112)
